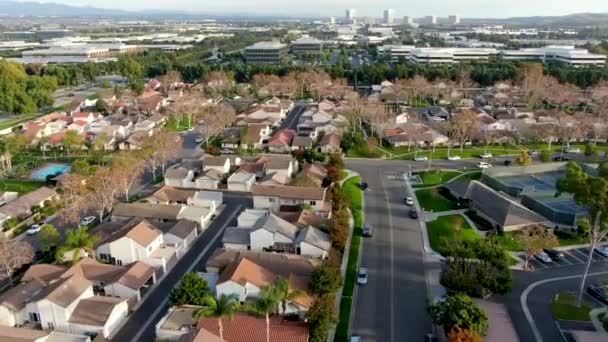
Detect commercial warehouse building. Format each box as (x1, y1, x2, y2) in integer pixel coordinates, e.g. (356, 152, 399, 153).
(244, 41, 288, 64)
(501, 46, 606, 67)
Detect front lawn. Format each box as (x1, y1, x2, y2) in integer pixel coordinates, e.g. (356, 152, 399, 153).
(165, 116, 192, 132)
(416, 187, 463, 212)
(413, 170, 462, 188)
(0, 179, 45, 194)
(551, 292, 592, 321)
(427, 215, 481, 255)
(491, 232, 524, 252)
(335, 176, 364, 342)
(390, 146, 522, 160)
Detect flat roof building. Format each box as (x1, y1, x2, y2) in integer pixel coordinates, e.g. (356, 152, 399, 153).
(244, 41, 288, 64)
(501, 45, 606, 67)
(290, 37, 324, 55)
(378, 44, 416, 62)
(408, 47, 499, 64)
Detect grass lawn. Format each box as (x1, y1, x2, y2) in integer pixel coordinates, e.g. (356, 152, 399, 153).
(555, 230, 588, 247)
(335, 176, 364, 342)
(427, 215, 481, 254)
(387, 145, 523, 160)
(416, 187, 463, 212)
(492, 232, 524, 252)
(0, 179, 45, 194)
(413, 170, 462, 188)
(551, 292, 592, 321)
(165, 116, 192, 133)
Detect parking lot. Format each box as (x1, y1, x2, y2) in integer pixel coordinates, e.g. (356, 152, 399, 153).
(527, 246, 608, 270)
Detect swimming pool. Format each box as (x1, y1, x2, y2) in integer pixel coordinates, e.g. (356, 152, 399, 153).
(29, 163, 71, 181)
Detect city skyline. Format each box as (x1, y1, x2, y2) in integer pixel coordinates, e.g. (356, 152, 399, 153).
(12, 0, 608, 18)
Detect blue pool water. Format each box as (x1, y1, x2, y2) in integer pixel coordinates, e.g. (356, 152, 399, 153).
(29, 163, 71, 181)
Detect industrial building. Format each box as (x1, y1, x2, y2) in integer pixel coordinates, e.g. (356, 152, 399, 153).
(501, 46, 606, 67)
(290, 37, 324, 55)
(244, 41, 289, 64)
(378, 45, 416, 62)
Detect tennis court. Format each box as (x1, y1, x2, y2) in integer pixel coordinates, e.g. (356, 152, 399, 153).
(498, 172, 563, 193)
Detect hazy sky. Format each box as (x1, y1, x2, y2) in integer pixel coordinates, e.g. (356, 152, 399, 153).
(28, 0, 608, 18)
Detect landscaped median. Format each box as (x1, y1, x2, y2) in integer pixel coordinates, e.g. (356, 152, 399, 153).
(334, 176, 363, 342)
(416, 187, 464, 212)
(551, 292, 592, 321)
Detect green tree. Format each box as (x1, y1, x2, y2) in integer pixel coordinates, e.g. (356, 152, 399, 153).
(38, 224, 61, 252)
(71, 159, 96, 176)
(306, 294, 337, 342)
(192, 294, 240, 341)
(311, 264, 343, 295)
(169, 272, 210, 306)
(516, 151, 532, 166)
(585, 143, 599, 160)
(540, 149, 553, 163)
(274, 277, 305, 318)
(61, 130, 83, 156)
(95, 98, 109, 115)
(557, 161, 608, 306)
(118, 55, 144, 83)
(253, 285, 282, 342)
(56, 227, 100, 263)
(428, 293, 488, 336)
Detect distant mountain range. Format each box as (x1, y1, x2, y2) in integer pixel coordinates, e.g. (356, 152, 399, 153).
(0, 1, 608, 26)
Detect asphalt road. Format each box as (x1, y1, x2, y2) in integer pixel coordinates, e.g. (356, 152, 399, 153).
(279, 103, 310, 131)
(347, 159, 432, 342)
(111, 195, 252, 342)
(505, 262, 608, 342)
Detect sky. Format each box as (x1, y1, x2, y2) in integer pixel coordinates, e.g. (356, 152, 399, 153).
(26, 0, 608, 18)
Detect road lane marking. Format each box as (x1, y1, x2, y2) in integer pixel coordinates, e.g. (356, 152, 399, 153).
(380, 174, 396, 342)
(520, 270, 608, 342)
(129, 205, 242, 342)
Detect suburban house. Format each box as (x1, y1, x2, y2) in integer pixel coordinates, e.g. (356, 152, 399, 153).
(220, 127, 242, 151)
(155, 307, 308, 342)
(257, 155, 299, 184)
(144, 187, 195, 205)
(22, 257, 156, 302)
(445, 180, 549, 232)
(268, 129, 296, 153)
(222, 209, 331, 258)
(206, 249, 320, 316)
(0, 272, 129, 339)
(241, 124, 271, 150)
(94, 219, 164, 266)
(162, 219, 199, 250)
(202, 155, 233, 175)
(112, 202, 214, 229)
(0, 326, 91, 342)
(298, 164, 328, 187)
(0, 187, 58, 226)
(252, 185, 331, 217)
(317, 133, 342, 154)
(227, 171, 256, 192)
(383, 123, 449, 148)
(292, 136, 313, 150)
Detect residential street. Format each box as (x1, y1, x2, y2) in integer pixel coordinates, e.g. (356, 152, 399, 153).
(279, 102, 310, 130)
(111, 195, 251, 342)
(348, 159, 432, 342)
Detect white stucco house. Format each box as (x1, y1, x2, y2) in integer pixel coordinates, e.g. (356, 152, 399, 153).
(227, 171, 256, 192)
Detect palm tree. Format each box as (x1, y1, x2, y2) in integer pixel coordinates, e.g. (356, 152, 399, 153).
(192, 294, 240, 340)
(56, 227, 100, 263)
(274, 277, 305, 319)
(254, 285, 282, 342)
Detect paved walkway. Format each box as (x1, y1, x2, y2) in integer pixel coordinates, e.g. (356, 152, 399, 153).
(590, 307, 607, 333)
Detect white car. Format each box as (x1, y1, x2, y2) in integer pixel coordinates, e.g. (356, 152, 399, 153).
(447, 155, 461, 161)
(80, 216, 96, 226)
(194, 138, 204, 143)
(477, 162, 492, 169)
(534, 251, 553, 263)
(480, 153, 493, 159)
(357, 268, 368, 286)
(414, 156, 428, 162)
(595, 246, 608, 257)
(405, 197, 414, 206)
(566, 148, 581, 154)
(26, 224, 41, 236)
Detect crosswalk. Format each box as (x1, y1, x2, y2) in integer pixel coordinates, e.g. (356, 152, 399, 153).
(527, 247, 608, 270)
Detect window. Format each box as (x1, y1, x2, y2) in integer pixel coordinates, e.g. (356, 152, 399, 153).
(47, 322, 54, 330)
(28, 312, 40, 322)
(116, 260, 123, 266)
(268, 198, 275, 203)
(309, 201, 316, 205)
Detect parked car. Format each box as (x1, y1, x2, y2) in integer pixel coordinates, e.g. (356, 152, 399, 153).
(350, 337, 361, 342)
(480, 152, 493, 159)
(220, 149, 234, 154)
(363, 224, 373, 237)
(80, 216, 96, 227)
(409, 210, 418, 219)
(194, 138, 204, 143)
(529, 150, 539, 156)
(357, 268, 368, 285)
(587, 284, 608, 305)
(553, 156, 571, 161)
(534, 251, 553, 263)
(360, 182, 369, 190)
(595, 245, 608, 257)
(405, 197, 414, 206)
(414, 156, 428, 162)
(566, 148, 581, 154)
(447, 155, 461, 161)
(503, 160, 513, 166)
(26, 224, 41, 236)
(544, 248, 564, 260)
(477, 162, 492, 169)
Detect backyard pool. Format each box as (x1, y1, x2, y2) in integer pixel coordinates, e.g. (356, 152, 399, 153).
(29, 163, 71, 181)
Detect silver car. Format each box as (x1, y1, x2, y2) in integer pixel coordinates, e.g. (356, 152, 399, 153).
(357, 268, 368, 285)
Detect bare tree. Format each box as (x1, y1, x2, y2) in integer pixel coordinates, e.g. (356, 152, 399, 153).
(0, 238, 34, 286)
(58, 173, 90, 225)
(518, 63, 545, 108)
(513, 225, 559, 270)
(155, 131, 182, 174)
(112, 151, 146, 202)
(449, 109, 479, 150)
(197, 104, 236, 145)
(166, 90, 203, 129)
(202, 71, 233, 97)
(86, 167, 121, 222)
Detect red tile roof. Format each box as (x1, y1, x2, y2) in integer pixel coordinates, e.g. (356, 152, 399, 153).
(268, 129, 295, 147)
(197, 313, 309, 342)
